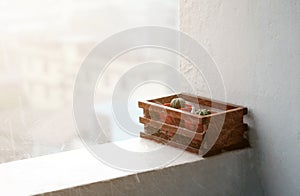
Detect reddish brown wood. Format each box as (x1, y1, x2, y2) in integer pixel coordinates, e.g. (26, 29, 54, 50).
(141, 122, 247, 148)
(138, 101, 203, 124)
(147, 94, 179, 104)
(179, 93, 247, 114)
(139, 93, 249, 157)
(139, 117, 204, 140)
(140, 126, 249, 157)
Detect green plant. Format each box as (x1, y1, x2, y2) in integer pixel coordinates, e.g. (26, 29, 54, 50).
(170, 98, 186, 109)
(195, 109, 211, 116)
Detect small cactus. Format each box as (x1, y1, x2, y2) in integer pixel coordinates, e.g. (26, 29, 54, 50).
(170, 98, 186, 109)
(195, 109, 211, 116)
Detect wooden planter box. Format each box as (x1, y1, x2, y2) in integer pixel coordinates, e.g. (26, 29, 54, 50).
(138, 93, 249, 157)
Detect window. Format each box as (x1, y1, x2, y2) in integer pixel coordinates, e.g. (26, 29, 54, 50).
(0, 0, 179, 163)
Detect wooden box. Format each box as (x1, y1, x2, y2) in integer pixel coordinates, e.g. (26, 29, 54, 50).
(138, 93, 249, 157)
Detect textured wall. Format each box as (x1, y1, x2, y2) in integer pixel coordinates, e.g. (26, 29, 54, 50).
(180, 0, 300, 195)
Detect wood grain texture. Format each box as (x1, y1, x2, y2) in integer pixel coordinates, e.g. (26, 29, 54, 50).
(139, 93, 249, 157)
(139, 117, 204, 140)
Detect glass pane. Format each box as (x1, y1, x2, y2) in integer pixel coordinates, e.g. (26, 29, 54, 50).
(0, 0, 179, 163)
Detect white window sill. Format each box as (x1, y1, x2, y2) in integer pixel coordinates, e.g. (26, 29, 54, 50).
(0, 138, 204, 195)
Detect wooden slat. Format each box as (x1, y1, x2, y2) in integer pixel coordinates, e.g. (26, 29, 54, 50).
(138, 100, 203, 124)
(147, 94, 179, 104)
(140, 128, 249, 157)
(179, 93, 247, 114)
(143, 92, 247, 114)
(139, 101, 245, 127)
(140, 123, 248, 156)
(139, 117, 204, 140)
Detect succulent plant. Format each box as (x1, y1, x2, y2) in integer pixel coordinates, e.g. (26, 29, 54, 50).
(170, 98, 186, 109)
(195, 109, 211, 116)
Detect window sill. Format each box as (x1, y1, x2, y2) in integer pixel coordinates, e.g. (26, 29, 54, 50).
(0, 138, 204, 195)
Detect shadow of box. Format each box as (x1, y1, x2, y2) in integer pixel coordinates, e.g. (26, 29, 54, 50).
(138, 93, 249, 157)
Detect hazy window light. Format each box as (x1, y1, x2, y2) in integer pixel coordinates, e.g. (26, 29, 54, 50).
(0, 0, 179, 163)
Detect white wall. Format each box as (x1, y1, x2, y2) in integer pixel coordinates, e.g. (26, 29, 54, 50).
(180, 0, 300, 195)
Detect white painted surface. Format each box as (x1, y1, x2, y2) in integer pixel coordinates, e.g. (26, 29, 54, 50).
(180, 0, 300, 195)
(0, 137, 260, 196)
(39, 148, 260, 196)
(0, 138, 202, 195)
